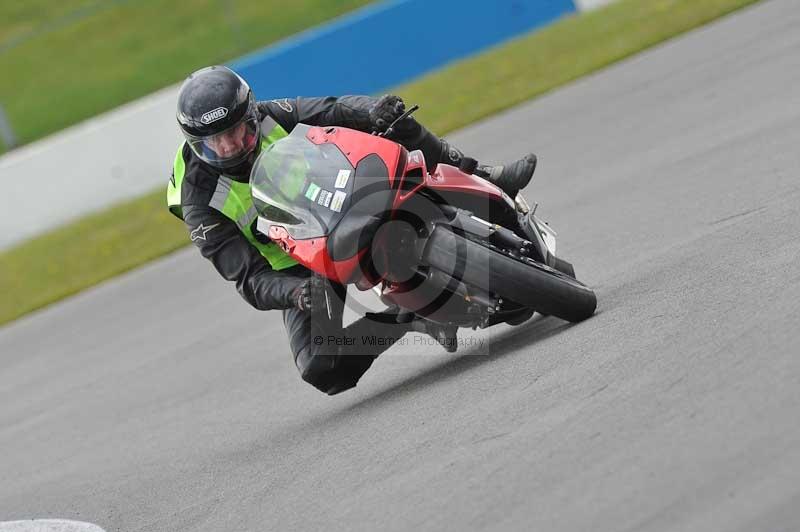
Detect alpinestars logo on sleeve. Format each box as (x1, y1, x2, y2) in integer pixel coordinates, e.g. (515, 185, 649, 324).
(190, 223, 220, 242)
(271, 98, 293, 113)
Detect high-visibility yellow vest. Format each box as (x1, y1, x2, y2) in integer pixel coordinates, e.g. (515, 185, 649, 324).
(166, 118, 298, 271)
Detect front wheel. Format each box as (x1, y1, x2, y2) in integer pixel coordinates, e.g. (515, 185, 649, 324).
(423, 227, 597, 323)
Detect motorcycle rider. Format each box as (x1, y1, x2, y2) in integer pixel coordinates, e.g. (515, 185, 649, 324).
(168, 65, 537, 395)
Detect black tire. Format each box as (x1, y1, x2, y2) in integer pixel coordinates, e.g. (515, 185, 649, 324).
(423, 227, 597, 322)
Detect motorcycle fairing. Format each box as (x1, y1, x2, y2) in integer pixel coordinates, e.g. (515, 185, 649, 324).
(254, 125, 524, 285)
(306, 126, 405, 182)
(260, 222, 367, 283)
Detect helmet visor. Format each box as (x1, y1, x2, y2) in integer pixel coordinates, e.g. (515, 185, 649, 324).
(185, 103, 260, 169)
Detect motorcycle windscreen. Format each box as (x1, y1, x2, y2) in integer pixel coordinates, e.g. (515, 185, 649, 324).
(250, 127, 355, 240)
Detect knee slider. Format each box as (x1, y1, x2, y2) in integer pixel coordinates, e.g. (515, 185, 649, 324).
(296, 353, 356, 395)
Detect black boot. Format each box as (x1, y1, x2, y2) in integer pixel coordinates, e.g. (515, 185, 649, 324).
(434, 139, 537, 197)
(411, 318, 459, 353)
(475, 153, 538, 198)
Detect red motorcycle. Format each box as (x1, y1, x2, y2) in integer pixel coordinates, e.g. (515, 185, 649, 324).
(251, 110, 596, 330)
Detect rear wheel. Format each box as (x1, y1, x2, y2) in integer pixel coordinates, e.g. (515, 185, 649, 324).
(423, 227, 596, 323)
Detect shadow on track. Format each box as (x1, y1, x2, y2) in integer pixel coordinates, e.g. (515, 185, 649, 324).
(213, 313, 592, 474)
(293, 314, 577, 430)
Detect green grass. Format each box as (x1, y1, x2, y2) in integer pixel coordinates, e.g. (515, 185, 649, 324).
(0, 0, 373, 152)
(398, 0, 762, 133)
(0, 0, 764, 326)
(0, 190, 188, 323)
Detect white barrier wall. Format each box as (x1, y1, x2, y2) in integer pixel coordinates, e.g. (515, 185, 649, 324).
(575, 0, 616, 9)
(0, 86, 182, 249)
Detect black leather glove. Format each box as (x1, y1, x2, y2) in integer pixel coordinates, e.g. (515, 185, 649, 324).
(369, 94, 407, 133)
(291, 274, 328, 314)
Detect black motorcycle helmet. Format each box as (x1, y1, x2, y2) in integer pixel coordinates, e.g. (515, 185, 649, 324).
(177, 65, 260, 171)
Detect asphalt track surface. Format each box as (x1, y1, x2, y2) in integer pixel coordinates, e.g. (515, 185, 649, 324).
(2, 1, 800, 530)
